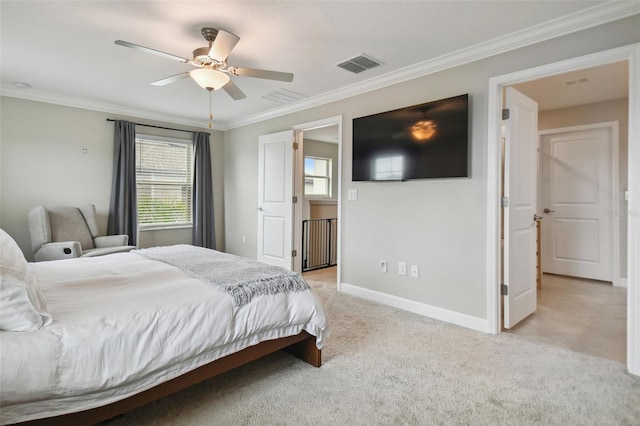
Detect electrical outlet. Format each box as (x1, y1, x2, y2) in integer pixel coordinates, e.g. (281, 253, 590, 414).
(380, 260, 387, 273)
(411, 265, 419, 278)
(398, 261, 407, 276)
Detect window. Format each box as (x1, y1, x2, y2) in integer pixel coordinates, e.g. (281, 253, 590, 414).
(374, 155, 404, 180)
(304, 156, 332, 197)
(136, 135, 193, 229)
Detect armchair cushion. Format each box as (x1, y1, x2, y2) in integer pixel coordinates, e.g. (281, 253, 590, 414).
(81, 246, 136, 257)
(0, 229, 52, 331)
(93, 235, 129, 248)
(47, 206, 94, 250)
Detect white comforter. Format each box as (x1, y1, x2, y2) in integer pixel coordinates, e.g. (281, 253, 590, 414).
(0, 252, 327, 424)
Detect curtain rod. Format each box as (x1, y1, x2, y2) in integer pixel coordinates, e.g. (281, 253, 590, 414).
(106, 119, 195, 134)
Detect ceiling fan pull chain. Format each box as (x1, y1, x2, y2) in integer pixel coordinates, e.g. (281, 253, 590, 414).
(208, 89, 213, 129)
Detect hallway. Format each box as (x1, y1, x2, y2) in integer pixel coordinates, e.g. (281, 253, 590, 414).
(508, 274, 626, 363)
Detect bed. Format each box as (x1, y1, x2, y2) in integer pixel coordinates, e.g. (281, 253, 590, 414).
(0, 230, 328, 425)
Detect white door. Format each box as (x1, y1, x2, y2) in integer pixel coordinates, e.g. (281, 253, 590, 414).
(503, 87, 539, 329)
(257, 130, 294, 269)
(540, 125, 614, 282)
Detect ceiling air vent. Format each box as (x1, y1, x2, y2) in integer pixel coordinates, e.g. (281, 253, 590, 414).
(564, 77, 589, 86)
(337, 54, 381, 74)
(262, 89, 308, 105)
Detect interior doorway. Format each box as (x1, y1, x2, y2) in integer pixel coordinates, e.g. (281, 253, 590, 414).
(293, 116, 343, 289)
(501, 63, 627, 360)
(486, 44, 639, 376)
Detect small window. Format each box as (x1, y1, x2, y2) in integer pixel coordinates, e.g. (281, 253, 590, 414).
(304, 156, 332, 197)
(374, 155, 404, 180)
(136, 135, 193, 229)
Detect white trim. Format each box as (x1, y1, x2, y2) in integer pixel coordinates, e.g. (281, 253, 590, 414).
(486, 43, 640, 376)
(3, 2, 637, 131)
(136, 133, 192, 144)
(538, 121, 620, 287)
(223, 1, 639, 130)
(308, 199, 338, 205)
(626, 43, 640, 376)
(293, 116, 343, 290)
(618, 278, 628, 288)
(0, 87, 216, 130)
(341, 283, 488, 333)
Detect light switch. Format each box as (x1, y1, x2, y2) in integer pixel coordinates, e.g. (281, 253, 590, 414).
(348, 189, 358, 201)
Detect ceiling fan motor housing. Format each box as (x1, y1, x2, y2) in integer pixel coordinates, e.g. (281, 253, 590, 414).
(194, 28, 225, 66)
(201, 27, 219, 42)
(193, 47, 217, 66)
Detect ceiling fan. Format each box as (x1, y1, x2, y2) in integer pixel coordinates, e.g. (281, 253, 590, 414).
(115, 27, 294, 100)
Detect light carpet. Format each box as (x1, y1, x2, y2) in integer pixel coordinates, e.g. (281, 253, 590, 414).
(105, 276, 640, 425)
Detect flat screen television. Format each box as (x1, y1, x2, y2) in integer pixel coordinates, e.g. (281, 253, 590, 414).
(352, 94, 469, 181)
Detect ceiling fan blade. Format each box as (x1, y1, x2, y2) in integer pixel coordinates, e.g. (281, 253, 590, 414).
(151, 72, 191, 86)
(222, 80, 247, 100)
(230, 67, 294, 82)
(115, 40, 190, 63)
(208, 30, 240, 62)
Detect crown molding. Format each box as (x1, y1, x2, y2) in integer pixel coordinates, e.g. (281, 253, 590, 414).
(2, 1, 638, 132)
(0, 86, 217, 130)
(222, 0, 640, 130)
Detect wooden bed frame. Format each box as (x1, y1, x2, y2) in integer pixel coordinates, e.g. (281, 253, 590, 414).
(19, 331, 320, 425)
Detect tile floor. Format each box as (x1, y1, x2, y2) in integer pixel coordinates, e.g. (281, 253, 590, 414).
(508, 273, 627, 364)
(303, 268, 627, 364)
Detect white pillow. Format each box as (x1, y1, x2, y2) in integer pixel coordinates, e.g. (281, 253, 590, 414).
(0, 228, 52, 331)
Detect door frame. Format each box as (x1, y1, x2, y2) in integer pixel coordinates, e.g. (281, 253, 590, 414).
(292, 115, 343, 289)
(486, 43, 640, 376)
(538, 122, 620, 286)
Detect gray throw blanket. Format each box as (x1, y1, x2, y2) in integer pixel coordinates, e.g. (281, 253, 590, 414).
(133, 245, 310, 307)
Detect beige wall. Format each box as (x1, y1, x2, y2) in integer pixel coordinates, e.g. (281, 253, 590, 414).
(0, 97, 225, 259)
(310, 202, 338, 220)
(223, 16, 640, 320)
(538, 98, 629, 279)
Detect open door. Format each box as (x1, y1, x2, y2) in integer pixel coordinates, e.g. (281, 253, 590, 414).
(257, 130, 294, 270)
(503, 87, 539, 329)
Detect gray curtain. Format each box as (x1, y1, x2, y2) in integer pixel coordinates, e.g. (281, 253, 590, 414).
(107, 120, 138, 246)
(192, 132, 216, 249)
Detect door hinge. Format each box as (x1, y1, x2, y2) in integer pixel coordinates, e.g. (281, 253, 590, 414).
(501, 197, 509, 208)
(293, 142, 299, 150)
(292, 249, 297, 257)
(292, 195, 298, 204)
(501, 284, 509, 296)
(502, 108, 510, 120)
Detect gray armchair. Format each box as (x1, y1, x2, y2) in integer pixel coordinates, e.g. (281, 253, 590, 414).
(27, 204, 136, 262)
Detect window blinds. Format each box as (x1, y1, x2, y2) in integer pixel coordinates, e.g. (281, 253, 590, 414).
(136, 137, 193, 228)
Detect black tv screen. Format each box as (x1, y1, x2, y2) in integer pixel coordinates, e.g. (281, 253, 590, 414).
(352, 94, 469, 181)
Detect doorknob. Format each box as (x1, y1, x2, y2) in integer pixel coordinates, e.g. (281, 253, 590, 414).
(257, 207, 263, 211)
(543, 208, 555, 213)
(534, 214, 543, 221)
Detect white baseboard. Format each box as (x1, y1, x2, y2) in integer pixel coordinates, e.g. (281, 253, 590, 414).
(615, 278, 628, 288)
(340, 283, 489, 333)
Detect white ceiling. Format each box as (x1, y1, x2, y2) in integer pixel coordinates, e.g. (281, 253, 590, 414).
(512, 61, 628, 111)
(0, 1, 632, 129)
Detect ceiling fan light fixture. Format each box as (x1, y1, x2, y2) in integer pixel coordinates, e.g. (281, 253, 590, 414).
(190, 68, 230, 91)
